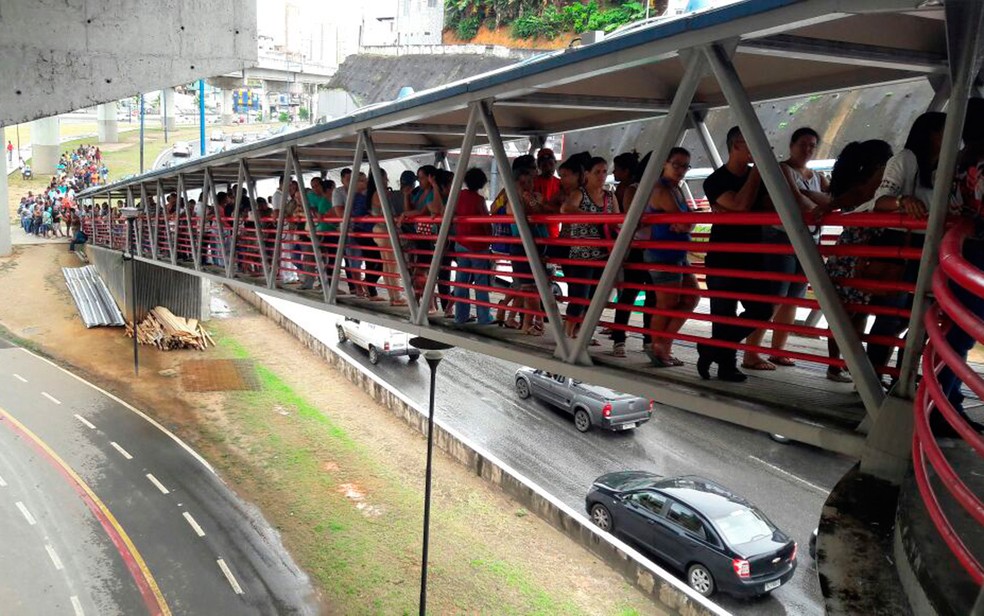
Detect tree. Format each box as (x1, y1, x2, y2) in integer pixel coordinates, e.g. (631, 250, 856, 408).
(298, 107, 310, 121)
(278, 111, 290, 123)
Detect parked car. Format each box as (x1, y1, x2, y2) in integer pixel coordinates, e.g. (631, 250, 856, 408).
(231, 132, 245, 144)
(171, 141, 192, 157)
(514, 368, 653, 432)
(336, 317, 419, 365)
(209, 129, 224, 142)
(586, 472, 797, 598)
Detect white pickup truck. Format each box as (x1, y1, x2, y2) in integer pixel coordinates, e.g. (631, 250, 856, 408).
(336, 317, 420, 365)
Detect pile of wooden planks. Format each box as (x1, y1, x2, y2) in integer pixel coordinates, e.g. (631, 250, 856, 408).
(126, 306, 214, 351)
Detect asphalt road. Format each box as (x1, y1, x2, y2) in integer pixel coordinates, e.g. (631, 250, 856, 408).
(333, 331, 855, 616)
(0, 343, 321, 615)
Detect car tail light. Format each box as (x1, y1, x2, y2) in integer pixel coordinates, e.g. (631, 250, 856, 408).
(790, 542, 798, 562)
(732, 558, 750, 578)
(384, 342, 390, 351)
(602, 403, 612, 418)
(648, 399, 655, 414)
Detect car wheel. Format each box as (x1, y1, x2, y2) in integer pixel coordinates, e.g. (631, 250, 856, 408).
(408, 353, 420, 363)
(687, 563, 715, 597)
(589, 503, 613, 532)
(336, 325, 347, 343)
(515, 378, 531, 399)
(368, 345, 380, 365)
(574, 408, 591, 433)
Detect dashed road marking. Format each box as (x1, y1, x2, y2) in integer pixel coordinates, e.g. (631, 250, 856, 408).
(748, 455, 829, 495)
(146, 474, 169, 495)
(110, 442, 133, 460)
(41, 392, 62, 405)
(182, 512, 206, 537)
(216, 559, 244, 595)
(74, 414, 96, 430)
(70, 595, 84, 616)
(0, 474, 6, 487)
(12, 374, 27, 383)
(45, 544, 64, 571)
(15, 501, 37, 525)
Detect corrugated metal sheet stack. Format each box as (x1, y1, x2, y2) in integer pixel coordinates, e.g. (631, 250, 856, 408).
(63, 266, 126, 328)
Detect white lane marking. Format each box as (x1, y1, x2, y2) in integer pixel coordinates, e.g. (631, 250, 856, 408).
(74, 414, 96, 430)
(0, 474, 6, 487)
(216, 559, 244, 595)
(748, 455, 829, 495)
(182, 512, 206, 537)
(12, 374, 27, 383)
(70, 596, 84, 616)
(19, 348, 217, 476)
(109, 442, 133, 460)
(15, 501, 37, 525)
(45, 544, 64, 570)
(41, 392, 62, 405)
(146, 474, 170, 495)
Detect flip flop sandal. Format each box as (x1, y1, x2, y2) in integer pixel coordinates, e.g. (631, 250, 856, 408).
(612, 342, 626, 358)
(741, 360, 776, 371)
(644, 349, 676, 368)
(826, 369, 853, 383)
(768, 356, 796, 367)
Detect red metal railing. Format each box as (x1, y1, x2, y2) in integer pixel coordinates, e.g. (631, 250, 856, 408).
(913, 220, 984, 585)
(83, 205, 932, 376)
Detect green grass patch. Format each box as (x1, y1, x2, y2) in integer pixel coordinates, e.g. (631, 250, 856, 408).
(200, 332, 605, 615)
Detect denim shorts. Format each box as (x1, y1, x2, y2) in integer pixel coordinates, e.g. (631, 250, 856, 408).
(644, 252, 687, 285)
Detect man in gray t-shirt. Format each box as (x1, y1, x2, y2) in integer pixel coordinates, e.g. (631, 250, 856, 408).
(332, 168, 352, 209)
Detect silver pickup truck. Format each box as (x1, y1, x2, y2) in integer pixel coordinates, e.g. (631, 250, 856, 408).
(514, 368, 654, 432)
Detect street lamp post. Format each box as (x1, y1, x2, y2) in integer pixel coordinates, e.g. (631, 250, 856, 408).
(408, 336, 453, 616)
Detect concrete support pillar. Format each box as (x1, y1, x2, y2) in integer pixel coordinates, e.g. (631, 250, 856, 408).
(260, 88, 271, 122)
(221, 89, 234, 126)
(0, 138, 10, 257)
(31, 116, 60, 175)
(161, 89, 176, 132)
(97, 101, 119, 143)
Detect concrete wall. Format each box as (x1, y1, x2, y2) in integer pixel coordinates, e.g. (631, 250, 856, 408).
(0, 0, 257, 126)
(86, 245, 210, 322)
(230, 286, 729, 616)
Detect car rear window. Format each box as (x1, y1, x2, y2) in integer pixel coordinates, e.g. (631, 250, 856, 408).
(712, 508, 775, 546)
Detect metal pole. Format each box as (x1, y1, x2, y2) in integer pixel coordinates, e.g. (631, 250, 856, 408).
(199, 79, 207, 157)
(163, 89, 169, 144)
(419, 349, 443, 616)
(269, 154, 295, 289)
(290, 146, 331, 301)
(328, 134, 366, 302)
(364, 131, 423, 322)
(226, 161, 246, 278)
(693, 111, 724, 168)
(898, 1, 984, 397)
(569, 52, 705, 364)
(128, 218, 139, 376)
(478, 100, 571, 360)
(139, 94, 145, 173)
(704, 42, 886, 420)
(417, 104, 480, 325)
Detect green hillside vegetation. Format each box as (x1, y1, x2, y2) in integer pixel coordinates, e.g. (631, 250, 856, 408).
(447, 1, 661, 41)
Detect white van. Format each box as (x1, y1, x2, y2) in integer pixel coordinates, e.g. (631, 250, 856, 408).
(336, 317, 420, 365)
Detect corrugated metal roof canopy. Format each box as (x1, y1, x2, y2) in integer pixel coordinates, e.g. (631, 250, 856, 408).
(80, 0, 946, 197)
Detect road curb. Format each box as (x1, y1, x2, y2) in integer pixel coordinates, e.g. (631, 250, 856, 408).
(230, 286, 731, 616)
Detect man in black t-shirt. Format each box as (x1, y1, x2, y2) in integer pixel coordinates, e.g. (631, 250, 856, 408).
(698, 127, 776, 382)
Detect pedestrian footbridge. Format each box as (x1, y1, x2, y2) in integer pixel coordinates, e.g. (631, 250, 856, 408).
(78, 1, 983, 613)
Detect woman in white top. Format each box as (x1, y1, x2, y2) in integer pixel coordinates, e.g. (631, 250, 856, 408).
(864, 111, 946, 376)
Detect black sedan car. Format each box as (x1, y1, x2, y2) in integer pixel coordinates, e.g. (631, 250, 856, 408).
(586, 472, 797, 598)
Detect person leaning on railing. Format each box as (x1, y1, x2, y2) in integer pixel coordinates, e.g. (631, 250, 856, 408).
(637, 147, 700, 368)
(697, 126, 770, 383)
(822, 139, 895, 382)
(863, 112, 947, 382)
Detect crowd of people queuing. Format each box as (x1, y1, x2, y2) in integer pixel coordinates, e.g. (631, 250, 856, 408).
(17, 145, 106, 247)
(82, 103, 982, 434)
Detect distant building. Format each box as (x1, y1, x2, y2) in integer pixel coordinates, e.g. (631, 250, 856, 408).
(395, 0, 444, 46)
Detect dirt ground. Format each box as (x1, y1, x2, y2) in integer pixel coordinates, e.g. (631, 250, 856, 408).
(0, 243, 661, 616)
